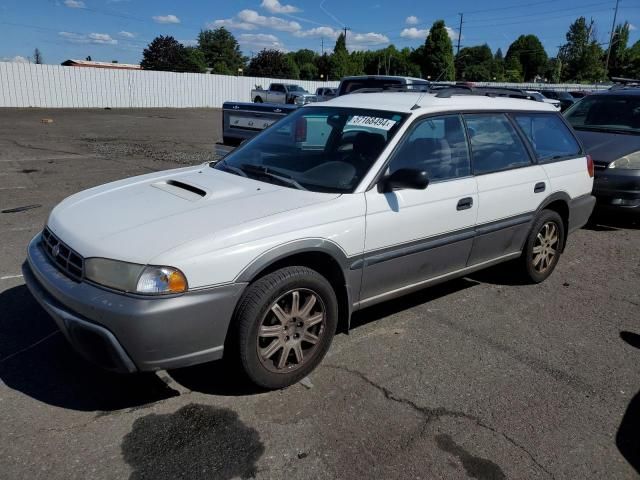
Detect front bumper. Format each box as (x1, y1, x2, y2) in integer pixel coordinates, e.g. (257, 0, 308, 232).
(593, 168, 640, 212)
(24, 234, 246, 372)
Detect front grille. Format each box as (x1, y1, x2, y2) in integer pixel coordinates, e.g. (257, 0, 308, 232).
(42, 227, 84, 281)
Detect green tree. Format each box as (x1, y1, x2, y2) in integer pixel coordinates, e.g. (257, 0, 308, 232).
(247, 49, 298, 78)
(421, 20, 455, 81)
(544, 58, 563, 83)
(314, 53, 332, 80)
(505, 35, 548, 81)
(627, 40, 640, 78)
(558, 17, 606, 82)
(299, 62, 318, 80)
(456, 44, 493, 81)
(197, 27, 246, 75)
(330, 33, 357, 79)
(504, 55, 523, 82)
(608, 22, 630, 77)
(141, 36, 204, 72)
(491, 48, 505, 81)
(183, 46, 207, 74)
(291, 49, 317, 68)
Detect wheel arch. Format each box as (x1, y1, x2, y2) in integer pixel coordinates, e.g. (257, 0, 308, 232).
(235, 239, 359, 334)
(536, 192, 571, 250)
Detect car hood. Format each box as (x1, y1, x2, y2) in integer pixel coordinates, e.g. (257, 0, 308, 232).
(47, 166, 339, 264)
(574, 129, 640, 164)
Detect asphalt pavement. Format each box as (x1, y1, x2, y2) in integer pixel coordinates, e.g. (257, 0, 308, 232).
(0, 108, 639, 479)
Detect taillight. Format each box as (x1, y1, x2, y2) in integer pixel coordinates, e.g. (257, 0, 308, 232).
(294, 117, 307, 142)
(587, 154, 594, 178)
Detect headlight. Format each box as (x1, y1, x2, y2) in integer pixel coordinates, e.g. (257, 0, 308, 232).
(609, 151, 640, 170)
(294, 96, 305, 105)
(84, 258, 187, 295)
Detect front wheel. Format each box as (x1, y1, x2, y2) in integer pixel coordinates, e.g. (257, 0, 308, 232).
(520, 209, 565, 283)
(233, 266, 338, 389)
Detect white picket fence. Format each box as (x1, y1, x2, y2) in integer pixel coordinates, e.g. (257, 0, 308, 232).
(0, 62, 611, 108)
(0, 62, 339, 108)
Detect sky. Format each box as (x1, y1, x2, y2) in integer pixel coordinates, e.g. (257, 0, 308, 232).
(0, 0, 639, 65)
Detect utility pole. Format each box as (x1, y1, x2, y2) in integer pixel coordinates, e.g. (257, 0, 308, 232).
(456, 13, 463, 56)
(343, 26, 351, 49)
(321, 37, 324, 56)
(604, 0, 620, 77)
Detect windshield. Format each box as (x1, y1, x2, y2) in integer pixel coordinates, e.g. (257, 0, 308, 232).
(564, 95, 640, 134)
(213, 107, 406, 193)
(287, 85, 308, 93)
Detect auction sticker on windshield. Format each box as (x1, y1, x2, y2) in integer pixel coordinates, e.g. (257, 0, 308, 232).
(346, 116, 397, 131)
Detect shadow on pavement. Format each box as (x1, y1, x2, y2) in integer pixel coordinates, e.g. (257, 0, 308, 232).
(168, 359, 266, 397)
(0, 285, 179, 412)
(350, 277, 480, 329)
(121, 403, 264, 480)
(583, 210, 640, 231)
(616, 331, 640, 475)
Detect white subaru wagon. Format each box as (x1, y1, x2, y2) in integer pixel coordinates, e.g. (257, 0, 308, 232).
(24, 91, 595, 388)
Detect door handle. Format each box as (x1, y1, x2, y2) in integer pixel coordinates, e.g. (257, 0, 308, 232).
(534, 182, 546, 193)
(457, 197, 473, 211)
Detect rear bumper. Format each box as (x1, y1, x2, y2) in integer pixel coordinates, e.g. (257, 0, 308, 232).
(568, 194, 596, 233)
(24, 234, 246, 372)
(593, 168, 640, 212)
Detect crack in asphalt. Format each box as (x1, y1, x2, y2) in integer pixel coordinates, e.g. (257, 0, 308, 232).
(326, 364, 555, 480)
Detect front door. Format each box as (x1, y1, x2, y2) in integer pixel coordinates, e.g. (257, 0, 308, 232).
(361, 114, 478, 304)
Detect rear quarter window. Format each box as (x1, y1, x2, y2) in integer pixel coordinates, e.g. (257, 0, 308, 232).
(513, 113, 581, 162)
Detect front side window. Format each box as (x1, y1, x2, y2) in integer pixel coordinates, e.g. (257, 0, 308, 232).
(388, 115, 471, 182)
(464, 114, 532, 175)
(513, 113, 581, 161)
(214, 107, 405, 193)
(564, 95, 640, 134)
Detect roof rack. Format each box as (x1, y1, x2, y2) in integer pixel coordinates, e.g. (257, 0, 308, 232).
(610, 77, 640, 89)
(349, 81, 431, 94)
(434, 86, 533, 100)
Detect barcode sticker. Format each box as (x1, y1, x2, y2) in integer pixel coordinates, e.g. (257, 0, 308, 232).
(346, 116, 397, 131)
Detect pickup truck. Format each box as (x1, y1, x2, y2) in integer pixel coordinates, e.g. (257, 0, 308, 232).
(251, 83, 317, 105)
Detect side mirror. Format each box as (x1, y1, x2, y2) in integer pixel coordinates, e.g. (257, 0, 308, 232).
(382, 168, 429, 192)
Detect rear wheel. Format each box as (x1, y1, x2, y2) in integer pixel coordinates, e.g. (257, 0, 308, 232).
(521, 209, 565, 283)
(233, 266, 338, 389)
(254, 96, 263, 103)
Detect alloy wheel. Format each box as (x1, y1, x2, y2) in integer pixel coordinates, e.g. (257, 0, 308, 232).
(257, 289, 326, 373)
(532, 221, 559, 273)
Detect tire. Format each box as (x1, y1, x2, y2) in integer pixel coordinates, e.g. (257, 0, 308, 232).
(254, 96, 263, 103)
(520, 209, 565, 283)
(232, 266, 338, 389)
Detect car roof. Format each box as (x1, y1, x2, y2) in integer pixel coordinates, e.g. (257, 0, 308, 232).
(592, 87, 640, 96)
(339, 75, 426, 83)
(316, 91, 556, 114)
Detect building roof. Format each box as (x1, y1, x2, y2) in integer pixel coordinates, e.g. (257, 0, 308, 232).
(61, 59, 142, 70)
(319, 91, 556, 114)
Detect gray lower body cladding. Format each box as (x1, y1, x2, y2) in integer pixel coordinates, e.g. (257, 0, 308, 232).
(24, 234, 246, 372)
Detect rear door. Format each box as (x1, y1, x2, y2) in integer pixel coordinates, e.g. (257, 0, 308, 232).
(268, 84, 286, 103)
(465, 113, 548, 265)
(361, 114, 478, 304)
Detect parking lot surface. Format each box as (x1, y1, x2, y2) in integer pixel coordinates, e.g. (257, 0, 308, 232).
(1, 108, 639, 479)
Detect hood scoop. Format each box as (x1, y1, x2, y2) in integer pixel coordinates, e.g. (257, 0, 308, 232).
(151, 180, 208, 201)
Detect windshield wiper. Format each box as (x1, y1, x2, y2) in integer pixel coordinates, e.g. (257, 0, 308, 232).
(218, 161, 248, 177)
(239, 164, 307, 191)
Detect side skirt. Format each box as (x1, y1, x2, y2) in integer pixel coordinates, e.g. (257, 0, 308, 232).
(353, 251, 521, 311)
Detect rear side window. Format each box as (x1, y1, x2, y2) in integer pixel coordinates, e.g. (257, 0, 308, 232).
(464, 114, 532, 175)
(513, 113, 581, 161)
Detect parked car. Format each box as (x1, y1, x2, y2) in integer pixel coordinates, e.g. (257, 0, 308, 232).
(569, 91, 590, 98)
(526, 90, 561, 110)
(315, 87, 337, 102)
(540, 90, 576, 111)
(564, 86, 640, 213)
(221, 101, 297, 145)
(251, 83, 316, 105)
(337, 75, 428, 96)
(24, 91, 594, 389)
